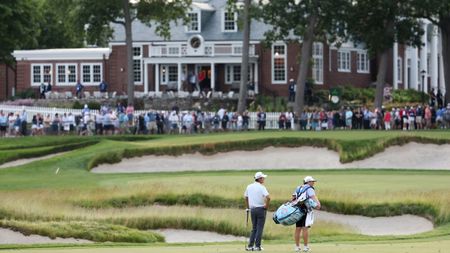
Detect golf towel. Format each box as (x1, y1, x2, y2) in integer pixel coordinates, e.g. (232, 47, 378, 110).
(305, 211, 315, 227)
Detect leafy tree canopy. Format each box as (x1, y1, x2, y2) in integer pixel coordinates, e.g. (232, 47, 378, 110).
(0, 0, 39, 64)
(346, 0, 423, 57)
(256, 0, 349, 46)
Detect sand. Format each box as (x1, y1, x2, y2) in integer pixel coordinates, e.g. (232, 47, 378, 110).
(0, 228, 92, 244)
(316, 211, 433, 236)
(92, 142, 450, 173)
(0, 210, 433, 245)
(0, 152, 68, 169)
(153, 229, 246, 243)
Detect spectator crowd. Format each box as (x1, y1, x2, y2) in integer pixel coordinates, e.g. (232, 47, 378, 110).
(1, 103, 450, 138)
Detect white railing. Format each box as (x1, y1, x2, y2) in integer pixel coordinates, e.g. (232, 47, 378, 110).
(0, 105, 99, 122)
(150, 43, 256, 57)
(0, 105, 290, 130)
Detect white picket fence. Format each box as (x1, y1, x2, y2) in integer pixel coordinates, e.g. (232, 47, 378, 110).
(0, 104, 292, 130)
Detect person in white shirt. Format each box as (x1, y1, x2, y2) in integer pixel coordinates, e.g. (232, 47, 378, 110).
(292, 176, 321, 253)
(169, 111, 180, 134)
(244, 172, 271, 251)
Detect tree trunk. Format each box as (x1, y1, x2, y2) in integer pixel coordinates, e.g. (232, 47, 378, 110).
(440, 19, 450, 105)
(294, 12, 318, 129)
(5, 64, 8, 99)
(237, 0, 251, 114)
(123, 0, 134, 106)
(374, 49, 389, 109)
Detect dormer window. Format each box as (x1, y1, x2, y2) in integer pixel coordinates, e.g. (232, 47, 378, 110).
(223, 10, 237, 32)
(186, 11, 201, 33)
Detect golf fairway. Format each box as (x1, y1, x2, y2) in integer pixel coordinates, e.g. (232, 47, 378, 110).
(2, 238, 450, 253)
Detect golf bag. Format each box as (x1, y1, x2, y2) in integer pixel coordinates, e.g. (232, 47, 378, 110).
(273, 202, 305, 226)
(273, 185, 317, 226)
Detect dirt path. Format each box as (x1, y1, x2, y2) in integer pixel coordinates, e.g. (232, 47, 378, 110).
(92, 143, 450, 173)
(0, 228, 92, 244)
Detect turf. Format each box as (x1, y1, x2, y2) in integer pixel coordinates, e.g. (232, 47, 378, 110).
(0, 131, 449, 249)
(1, 237, 450, 253)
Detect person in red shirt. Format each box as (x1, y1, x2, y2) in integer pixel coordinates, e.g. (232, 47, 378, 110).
(384, 110, 391, 130)
(424, 106, 432, 129)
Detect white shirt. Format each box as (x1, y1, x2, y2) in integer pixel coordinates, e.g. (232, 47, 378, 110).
(345, 110, 353, 119)
(218, 108, 225, 120)
(244, 182, 269, 208)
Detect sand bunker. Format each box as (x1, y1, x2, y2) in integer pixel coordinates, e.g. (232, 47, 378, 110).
(317, 211, 433, 236)
(153, 212, 433, 241)
(154, 229, 246, 243)
(0, 228, 92, 244)
(0, 152, 68, 169)
(0, 212, 433, 245)
(92, 142, 450, 173)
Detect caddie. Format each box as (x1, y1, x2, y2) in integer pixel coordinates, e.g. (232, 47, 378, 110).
(292, 176, 321, 252)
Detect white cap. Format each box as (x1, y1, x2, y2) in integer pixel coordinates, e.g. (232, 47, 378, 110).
(304, 176, 317, 183)
(254, 172, 267, 180)
(289, 78, 294, 82)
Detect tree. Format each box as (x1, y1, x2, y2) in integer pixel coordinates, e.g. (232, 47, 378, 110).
(346, 0, 423, 108)
(237, 0, 251, 114)
(77, 0, 192, 106)
(0, 0, 39, 64)
(34, 0, 87, 49)
(257, 0, 347, 127)
(411, 0, 450, 104)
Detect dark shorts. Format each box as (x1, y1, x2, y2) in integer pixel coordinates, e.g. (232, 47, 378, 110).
(104, 125, 114, 131)
(296, 213, 310, 228)
(0, 126, 6, 131)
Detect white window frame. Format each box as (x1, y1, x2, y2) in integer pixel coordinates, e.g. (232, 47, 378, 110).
(31, 64, 52, 86)
(312, 42, 324, 85)
(133, 46, 143, 85)
(81, 63, 103, 85)
(222, 10, 237, 32)
(398, 57, 403, 83)
(272, 43, 287, 84)
(56, 63, 77, 86)
(225, 64, 253, 84)
(186, 11, 201, 33)
(337, 49, 351, 73)
(356, 50, 370, 73)
(160, 65, 178, 85)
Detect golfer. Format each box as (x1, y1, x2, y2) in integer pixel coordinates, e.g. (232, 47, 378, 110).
(244, 171, 271, 251)
(292, 176, 321, 252)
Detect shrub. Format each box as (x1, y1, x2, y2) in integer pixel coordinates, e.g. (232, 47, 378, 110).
(392, 89, 429, 103)
(13, 88, 37, 99)
(87, 101, 101, 110)
(72, 100, 83, 109)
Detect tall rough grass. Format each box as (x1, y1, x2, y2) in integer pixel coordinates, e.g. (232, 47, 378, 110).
(0, 219, 164, 243)
(76, 193, 443, 224)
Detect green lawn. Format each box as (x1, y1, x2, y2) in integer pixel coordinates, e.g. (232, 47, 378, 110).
(0, 131, 449, 250)
(2, 237, 450, 253)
